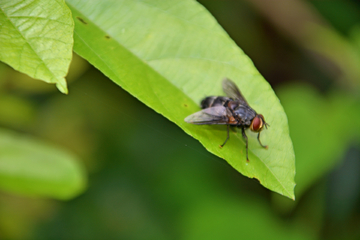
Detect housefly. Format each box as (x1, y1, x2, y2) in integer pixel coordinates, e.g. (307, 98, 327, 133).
(184, 78, 269, 161)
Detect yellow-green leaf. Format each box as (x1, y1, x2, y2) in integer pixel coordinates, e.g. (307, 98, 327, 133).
(0, 0, 74, 93)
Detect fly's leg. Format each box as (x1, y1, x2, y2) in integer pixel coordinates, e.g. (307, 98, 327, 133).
(241, 127, 249, 162)
(257, 132, 268, 149)
(220, 125, 230, 148)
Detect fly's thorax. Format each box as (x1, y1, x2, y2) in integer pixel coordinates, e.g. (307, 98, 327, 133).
(232, 104, 256, 126)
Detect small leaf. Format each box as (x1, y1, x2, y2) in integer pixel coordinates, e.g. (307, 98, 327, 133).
(0, 128, 86, 200)
(0, 0, 74, 93)
(66, 0, 295, 198)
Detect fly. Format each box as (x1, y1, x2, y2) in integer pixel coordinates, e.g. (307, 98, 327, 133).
(184, 78, 269, 161)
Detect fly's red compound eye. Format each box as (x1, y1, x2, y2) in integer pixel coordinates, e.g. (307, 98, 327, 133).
(250, 115, 263, 132)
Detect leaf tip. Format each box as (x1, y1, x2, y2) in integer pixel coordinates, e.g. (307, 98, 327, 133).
(285, 185, 296, 201)
(56, 78, 68, 94)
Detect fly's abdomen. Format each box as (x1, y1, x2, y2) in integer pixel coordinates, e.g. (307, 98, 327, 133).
(201, 96, 230, 109)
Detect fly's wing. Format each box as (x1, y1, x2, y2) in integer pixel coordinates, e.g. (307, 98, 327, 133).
(222, 78, 250, 106)
(184, 106, 228, 125)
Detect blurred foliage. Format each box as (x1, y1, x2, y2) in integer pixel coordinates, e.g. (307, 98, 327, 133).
(0, 128, 86, 199)
(278, 84, 360, 197)
(1, 0, 360, 240)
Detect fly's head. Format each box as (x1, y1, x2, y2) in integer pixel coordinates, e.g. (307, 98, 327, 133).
(250, 114, 269, 132)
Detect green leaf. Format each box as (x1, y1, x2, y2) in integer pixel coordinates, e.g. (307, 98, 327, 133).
(0, 128, 86, 200)
(0, 0, 74, 93)
(277, 84, 360, 198)
(66, 0, 295, 199)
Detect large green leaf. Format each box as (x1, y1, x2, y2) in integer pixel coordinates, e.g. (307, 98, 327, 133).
(66, 0, 295, 198)
(0, 0, 73, 93)
(0, 128, 86, 200)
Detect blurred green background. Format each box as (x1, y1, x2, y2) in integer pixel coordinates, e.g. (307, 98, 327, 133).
(1, 0, 360, 239)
